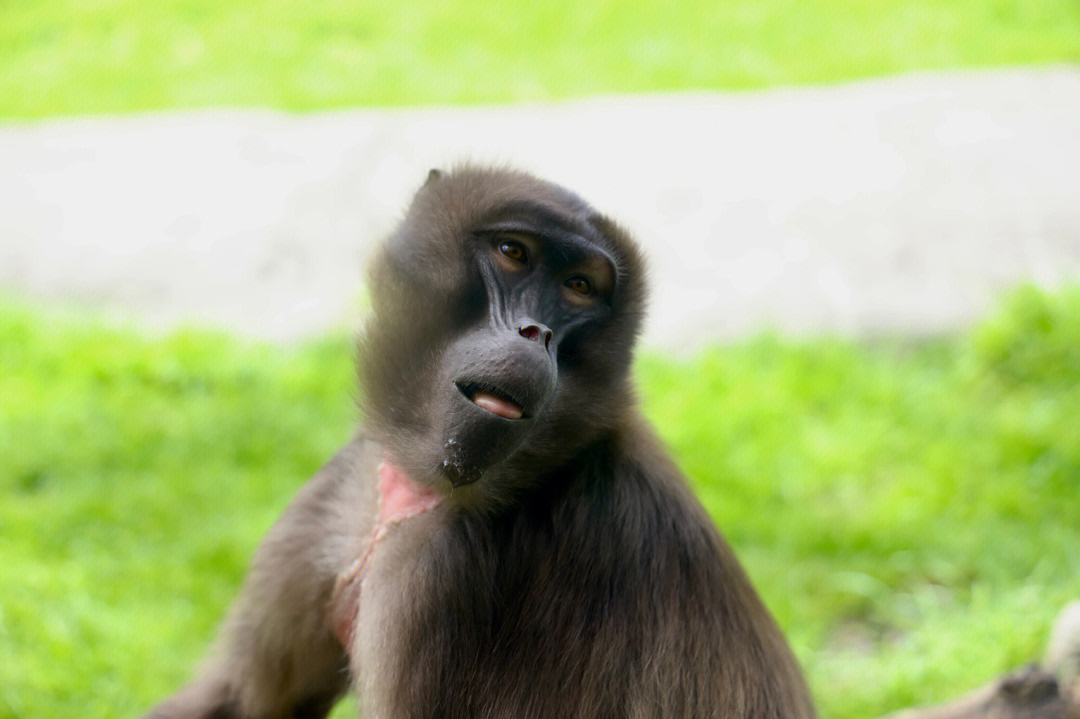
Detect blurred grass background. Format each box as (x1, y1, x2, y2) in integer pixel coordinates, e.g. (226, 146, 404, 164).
(1, 0, 1079, 118)
(4, 1, 1080, 718)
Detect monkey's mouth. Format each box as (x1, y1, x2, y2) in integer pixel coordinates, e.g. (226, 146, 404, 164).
(456, 382, 527, 420)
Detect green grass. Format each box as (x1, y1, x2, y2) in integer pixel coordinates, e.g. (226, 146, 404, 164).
(2, 0, 1079, 119)
(3, 285, 1080, 718)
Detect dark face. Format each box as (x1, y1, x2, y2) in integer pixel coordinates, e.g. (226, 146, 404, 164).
(358, 168, 646, 506)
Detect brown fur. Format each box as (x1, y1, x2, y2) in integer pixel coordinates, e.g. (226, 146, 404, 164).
(884, 666, 1079, 719)
(144, 166, 815, 719)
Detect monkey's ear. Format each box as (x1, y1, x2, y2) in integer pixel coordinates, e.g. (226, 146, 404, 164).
(424, 168, 443, 186)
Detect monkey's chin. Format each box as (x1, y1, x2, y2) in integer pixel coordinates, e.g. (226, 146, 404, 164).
(439, 445, 486, 488)
(437, 390, 537, 489)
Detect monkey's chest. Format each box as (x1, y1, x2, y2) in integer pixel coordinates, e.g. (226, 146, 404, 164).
(350, 528, 642, 719)
(330, 459, 445, 650)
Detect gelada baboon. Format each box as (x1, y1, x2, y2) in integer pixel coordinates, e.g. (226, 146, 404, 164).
(145, 167, 815, 719)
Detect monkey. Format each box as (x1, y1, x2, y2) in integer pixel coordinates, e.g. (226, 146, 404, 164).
(144, 166, 816, 719)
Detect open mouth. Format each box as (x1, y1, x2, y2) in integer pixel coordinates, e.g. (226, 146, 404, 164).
(456, 382, 527, 420)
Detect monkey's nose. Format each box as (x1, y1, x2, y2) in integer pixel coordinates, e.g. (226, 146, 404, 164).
(517, 321, 553, 349)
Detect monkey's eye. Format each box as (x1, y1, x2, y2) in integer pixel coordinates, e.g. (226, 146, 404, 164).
(498, 240, 528, 264)
(564, 276, 593, 296)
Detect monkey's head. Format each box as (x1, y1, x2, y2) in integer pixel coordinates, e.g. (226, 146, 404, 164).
(359, 166, 646, 507)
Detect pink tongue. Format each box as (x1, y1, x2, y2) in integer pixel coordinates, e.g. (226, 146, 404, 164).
(378, 460, 443, 524)
(472, 390, 524, 420)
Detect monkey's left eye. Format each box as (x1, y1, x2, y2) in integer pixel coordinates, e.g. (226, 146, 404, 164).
(564, 276, 593, 296)
(498, 240, 528, 264)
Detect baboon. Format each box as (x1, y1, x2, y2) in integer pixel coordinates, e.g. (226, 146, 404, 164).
(145, 167, 816, 719)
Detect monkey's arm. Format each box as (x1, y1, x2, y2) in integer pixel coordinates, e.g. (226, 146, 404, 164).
(144, 438, 377, 719)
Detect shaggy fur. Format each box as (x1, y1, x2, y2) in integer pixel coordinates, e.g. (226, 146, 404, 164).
(144, 167, 815, 719)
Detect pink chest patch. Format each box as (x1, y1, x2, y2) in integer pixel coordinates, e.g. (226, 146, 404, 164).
(377, 460, 443, 524)
(328, 457, 444, 649)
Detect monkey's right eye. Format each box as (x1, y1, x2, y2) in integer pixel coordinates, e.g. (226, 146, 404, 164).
(498, 240, 528, 265)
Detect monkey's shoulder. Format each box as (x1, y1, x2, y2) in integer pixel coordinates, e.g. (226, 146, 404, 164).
(498, 434, 738, 601)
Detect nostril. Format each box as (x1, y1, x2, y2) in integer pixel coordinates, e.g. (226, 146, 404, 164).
(518, 321, 554, 348)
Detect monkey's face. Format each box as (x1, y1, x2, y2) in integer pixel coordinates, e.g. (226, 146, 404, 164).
(359, 168, 646, 504)
(435, 223, 620, 487)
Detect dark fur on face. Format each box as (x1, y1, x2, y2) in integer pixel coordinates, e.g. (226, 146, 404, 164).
(359, 167, 647, 508)
(144, 167, 816, 719)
